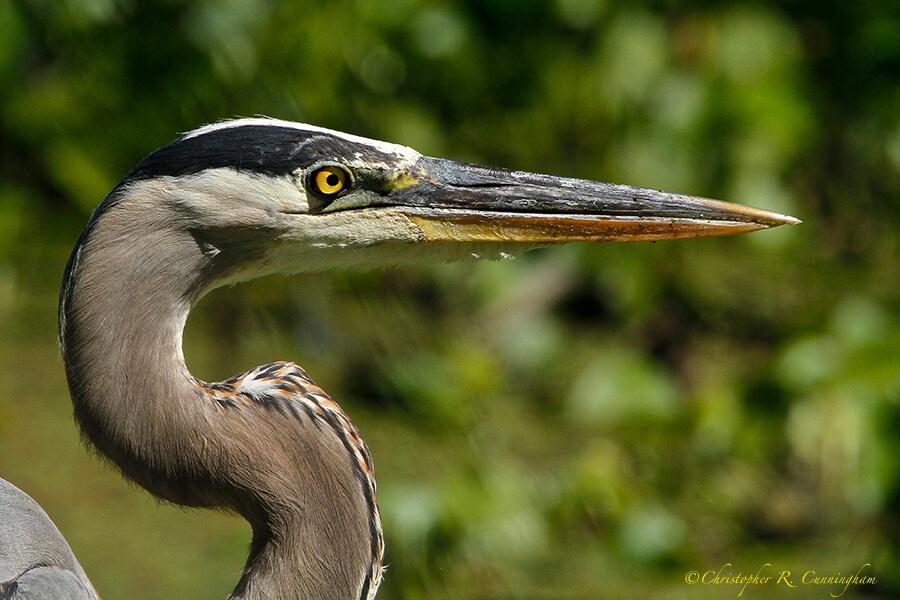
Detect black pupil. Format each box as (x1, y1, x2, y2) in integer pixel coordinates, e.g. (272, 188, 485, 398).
(326, 173, 340, 188)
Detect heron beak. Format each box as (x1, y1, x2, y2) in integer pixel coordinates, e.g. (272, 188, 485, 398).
(384, 156, 800, 243)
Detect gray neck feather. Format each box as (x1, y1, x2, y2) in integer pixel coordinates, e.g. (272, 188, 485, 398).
(59, 191, 374, 600)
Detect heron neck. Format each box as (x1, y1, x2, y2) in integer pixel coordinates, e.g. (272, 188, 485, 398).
(60, 198, 378, 600)
(60, 200, 206, 504)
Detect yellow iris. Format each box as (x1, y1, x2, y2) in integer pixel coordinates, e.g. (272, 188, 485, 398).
(313, 166, 348, 195)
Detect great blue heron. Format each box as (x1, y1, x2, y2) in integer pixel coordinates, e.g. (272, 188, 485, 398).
(0, 118, 798, 599)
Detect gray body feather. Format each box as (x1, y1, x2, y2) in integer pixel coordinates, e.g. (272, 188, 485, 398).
(0, 478, 98, 600)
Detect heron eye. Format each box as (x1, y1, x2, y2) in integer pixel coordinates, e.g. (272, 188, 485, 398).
(312, 166, 348, 196)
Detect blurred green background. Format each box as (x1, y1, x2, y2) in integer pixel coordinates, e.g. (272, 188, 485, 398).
(1, 0, 898, 598)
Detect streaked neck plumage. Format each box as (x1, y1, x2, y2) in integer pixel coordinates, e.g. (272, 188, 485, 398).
(59, 183, 382, 600)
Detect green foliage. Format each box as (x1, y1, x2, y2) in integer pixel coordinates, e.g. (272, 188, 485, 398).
(1, 0, 898, 598)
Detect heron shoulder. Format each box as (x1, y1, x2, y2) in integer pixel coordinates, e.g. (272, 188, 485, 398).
(0, 479, 98, 600)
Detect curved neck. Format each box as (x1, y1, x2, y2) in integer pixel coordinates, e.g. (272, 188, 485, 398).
(60, 196, 380, 600)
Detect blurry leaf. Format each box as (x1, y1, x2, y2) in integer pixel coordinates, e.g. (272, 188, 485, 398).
(618, 503, 686, 563)
(352, 43, 407, 95)
(708, 5, 803, 83)
(829, 295, 893, 349)
(596, 11, 668, 113)
(0, 0, 25, 82)
(413, 7, 468, 58)
(562, 437, 632, 519)
(567, 345, 681, 427)
(183, 0, 268, 81)
(61, 0, 128, 26)
(44, 141, 116, 212)
(692, 384, 744, 456)
(381, 482, 440, 549)
(786, 390, 885, 512)
(0, 185, 27, 256)
(777, 335, 843, 390)
(653, 72, 707, 133)
(555, 0, 606, 30)
(497, 312, 565, 372)
(444, 464, 550, 561)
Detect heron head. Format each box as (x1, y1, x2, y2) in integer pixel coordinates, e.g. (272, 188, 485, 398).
(104, 118, 798, 288)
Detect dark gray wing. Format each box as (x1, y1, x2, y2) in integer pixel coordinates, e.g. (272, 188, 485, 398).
(0, 479, 98, 599)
